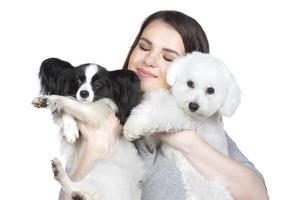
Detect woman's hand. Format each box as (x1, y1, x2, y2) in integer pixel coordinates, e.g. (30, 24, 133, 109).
(68, 113, 122, 181)
(77, 113, 123, 158)
(157, 130, 202, 154)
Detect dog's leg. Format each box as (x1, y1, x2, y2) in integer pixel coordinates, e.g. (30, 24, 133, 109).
(51, 158, 87, 200)
(124, 91, 189, 140)
(61, 114, 79, 144)
(32, 95, 114, 126)
(51, 158, 77, 192)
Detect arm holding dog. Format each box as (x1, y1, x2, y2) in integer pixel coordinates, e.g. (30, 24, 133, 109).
(58, 114, 122, 200)
(158, 131, 269, 200)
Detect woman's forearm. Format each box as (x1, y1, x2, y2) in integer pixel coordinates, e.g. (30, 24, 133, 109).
(69, 145, 99, 181)
(182, 137, 269, 200)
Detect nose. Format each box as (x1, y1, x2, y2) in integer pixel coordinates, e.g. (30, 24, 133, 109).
(80, 90, 89, 98)
(189, 102, 199, 112)
(144, 51, 158, 68)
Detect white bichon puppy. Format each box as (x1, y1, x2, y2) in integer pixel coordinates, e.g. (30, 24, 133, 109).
(124, 52, 241, 200)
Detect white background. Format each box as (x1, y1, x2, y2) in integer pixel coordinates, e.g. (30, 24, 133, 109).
(1, 0, 299, 199)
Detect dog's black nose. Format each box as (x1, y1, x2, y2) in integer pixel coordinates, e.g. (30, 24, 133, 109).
(80, 90, 89, 98)
(189, 102, 199, 112)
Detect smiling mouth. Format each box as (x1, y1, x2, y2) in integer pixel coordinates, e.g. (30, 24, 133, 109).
(137, 68, 157, 78)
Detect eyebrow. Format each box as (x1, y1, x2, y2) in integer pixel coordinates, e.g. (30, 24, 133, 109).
(140, 37, 180, 56)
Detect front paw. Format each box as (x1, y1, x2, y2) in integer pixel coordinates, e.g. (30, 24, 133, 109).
(32, 96, 49, 108)
(123, 116, 150, 141)
(61, 124, 79, 144)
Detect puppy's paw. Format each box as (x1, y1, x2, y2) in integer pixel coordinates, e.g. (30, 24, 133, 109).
(71, 191, 86, 200)
(32, 96, 49, 108)
(61, 122, 79, 144)
(51, 158, 64, 180)
(123, 116, 150, 141)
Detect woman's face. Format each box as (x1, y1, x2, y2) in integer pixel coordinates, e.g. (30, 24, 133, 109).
(128, 20, 185, 92)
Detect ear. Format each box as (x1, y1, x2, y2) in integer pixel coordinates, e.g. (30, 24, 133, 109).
(109, 70, 140, 124)
(166, 58, 185, 86)
(39, 58, 74, 95)
(219, 77, 241, 117)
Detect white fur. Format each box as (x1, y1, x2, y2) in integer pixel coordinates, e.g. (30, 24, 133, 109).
(76, 65, 98, 103)
(124, 52, 241, 200)
(32, 95, 144, 200)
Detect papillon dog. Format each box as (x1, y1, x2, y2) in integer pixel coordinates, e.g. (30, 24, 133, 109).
(32, 58, 144, 200)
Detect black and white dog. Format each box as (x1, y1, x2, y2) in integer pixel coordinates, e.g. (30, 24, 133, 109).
(32, 58, 144, 200)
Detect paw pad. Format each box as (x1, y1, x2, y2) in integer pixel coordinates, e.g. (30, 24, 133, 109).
(32, 96, 49, 108)
(72, 191, 86, 200)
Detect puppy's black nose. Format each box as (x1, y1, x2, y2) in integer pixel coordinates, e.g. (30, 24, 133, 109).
(189, 102, 199, 112)
(80, 90, 89, 98)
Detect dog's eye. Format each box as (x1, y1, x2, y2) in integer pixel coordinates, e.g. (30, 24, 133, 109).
(187, 80, 194, 88)
(93, 81, 103, 88)
(75, 78, 82, 85)
(206, 87, 215, 94)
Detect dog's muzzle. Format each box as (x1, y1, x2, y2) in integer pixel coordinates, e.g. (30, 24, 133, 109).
(80, 90, 89, 98)
(189, 102, 199, 112)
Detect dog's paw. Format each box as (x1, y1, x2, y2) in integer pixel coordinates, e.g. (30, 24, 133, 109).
(123, 116, 150, 141)
(51, 158, 64, 179)
(32, 96, 49, 108)
(71, 191, 86, 200)
(61, 122, 79, 144)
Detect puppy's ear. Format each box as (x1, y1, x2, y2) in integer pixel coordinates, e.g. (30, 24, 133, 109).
(166, 58, 185, 86)
(109, 70, 140, 124)
(219, 76, 241, 117)
(39, 58, 74, 95)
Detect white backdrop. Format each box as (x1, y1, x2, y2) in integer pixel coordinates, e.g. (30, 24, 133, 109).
(1, 0, 299, 199)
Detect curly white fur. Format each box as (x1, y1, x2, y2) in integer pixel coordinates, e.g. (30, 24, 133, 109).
(124, 52, 241, 200)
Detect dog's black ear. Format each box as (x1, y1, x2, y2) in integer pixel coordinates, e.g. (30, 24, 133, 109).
(39, 58, 75, 95)
(109, 70, 140, 125)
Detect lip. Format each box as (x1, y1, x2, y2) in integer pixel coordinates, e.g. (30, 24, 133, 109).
(137, 68, 157, 78)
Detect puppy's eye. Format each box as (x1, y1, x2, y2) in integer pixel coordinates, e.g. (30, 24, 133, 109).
(93, 80, 103, 88)
(187, 80, 194, 88)
(75, 78, 82, 85)
(206, 87, 215, 94)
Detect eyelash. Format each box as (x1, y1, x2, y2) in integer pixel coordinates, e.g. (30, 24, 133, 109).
(139, 43, 174, 62)
(163, 56, 173, 62)
(139, 44, 150, 51)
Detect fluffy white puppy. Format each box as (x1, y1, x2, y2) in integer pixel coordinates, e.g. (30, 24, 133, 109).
(124, 52, 241, 200)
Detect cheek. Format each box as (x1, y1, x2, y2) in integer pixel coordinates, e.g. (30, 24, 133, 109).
(128, 48, 142, 71)
(206, 96, 223, 112)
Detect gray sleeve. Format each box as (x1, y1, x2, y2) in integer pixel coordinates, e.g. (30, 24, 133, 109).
(226, 133, 266, 185)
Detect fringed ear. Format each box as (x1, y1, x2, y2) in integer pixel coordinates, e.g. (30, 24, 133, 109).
(109, 70, 140, 125)
(219, 77, 241, 117)
(166, 57, 185, 86)
(39, 58, 74, 95)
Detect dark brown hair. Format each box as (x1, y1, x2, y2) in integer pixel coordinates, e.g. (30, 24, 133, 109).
(122, 10, 209, 69)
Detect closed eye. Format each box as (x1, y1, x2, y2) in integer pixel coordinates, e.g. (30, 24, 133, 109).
(163, 56, 173, 62)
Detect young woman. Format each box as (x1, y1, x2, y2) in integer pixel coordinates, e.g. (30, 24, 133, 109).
(60, 10, 268, 200)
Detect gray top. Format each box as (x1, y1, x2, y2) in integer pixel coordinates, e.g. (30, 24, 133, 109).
(134, 134, 265, 200)
(59, 134, 265, 200)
